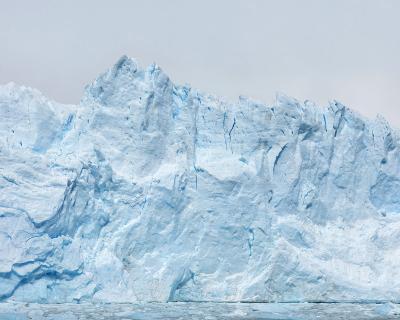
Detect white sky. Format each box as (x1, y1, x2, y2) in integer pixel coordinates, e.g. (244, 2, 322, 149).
(1, 0, 400, 126)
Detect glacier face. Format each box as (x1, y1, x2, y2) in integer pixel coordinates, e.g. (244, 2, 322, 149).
(1, 56, 400, 303)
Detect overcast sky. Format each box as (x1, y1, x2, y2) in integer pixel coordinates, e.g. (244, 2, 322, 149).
(1, 0, 400, 126)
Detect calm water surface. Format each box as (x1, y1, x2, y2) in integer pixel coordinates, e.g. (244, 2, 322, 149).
(1, 302, 399, 319)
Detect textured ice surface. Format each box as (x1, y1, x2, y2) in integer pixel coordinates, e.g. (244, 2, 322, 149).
(1, 56, 400, 303)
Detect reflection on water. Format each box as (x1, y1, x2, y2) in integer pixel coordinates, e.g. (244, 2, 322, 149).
(1, 302, 399, 319)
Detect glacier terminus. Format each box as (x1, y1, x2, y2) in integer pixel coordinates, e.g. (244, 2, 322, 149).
(1, 56, 400, 304)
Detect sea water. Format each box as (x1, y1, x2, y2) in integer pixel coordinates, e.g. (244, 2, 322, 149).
(0, 302, 399, 319)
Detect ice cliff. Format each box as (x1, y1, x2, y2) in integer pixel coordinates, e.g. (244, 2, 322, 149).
(1, 56, 400, 303)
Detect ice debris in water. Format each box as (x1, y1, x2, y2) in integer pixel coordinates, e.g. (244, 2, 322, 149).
(1, 55, 400, 303)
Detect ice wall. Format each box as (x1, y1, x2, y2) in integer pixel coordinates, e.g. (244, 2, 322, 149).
(1, 56, 400, 303)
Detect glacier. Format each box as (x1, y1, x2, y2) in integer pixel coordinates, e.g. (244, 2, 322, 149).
(1, 55, 400, 303)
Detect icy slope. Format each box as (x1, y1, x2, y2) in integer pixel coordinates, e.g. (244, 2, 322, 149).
(1, 56, 400, 303)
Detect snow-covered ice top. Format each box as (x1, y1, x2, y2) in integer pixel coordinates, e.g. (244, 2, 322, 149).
(1, 56, 400, 303)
